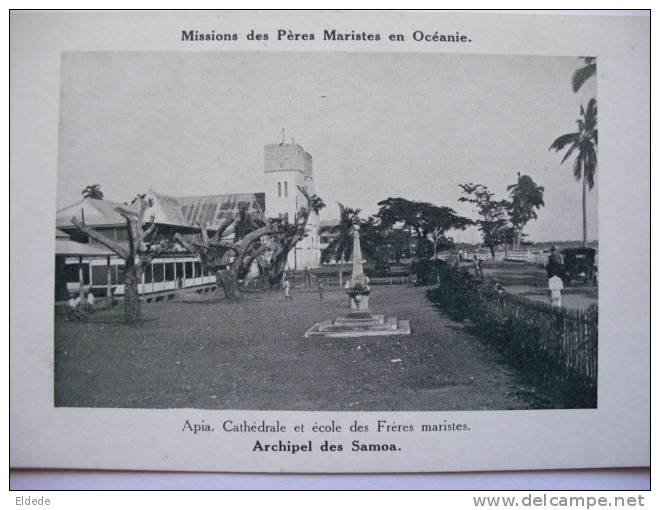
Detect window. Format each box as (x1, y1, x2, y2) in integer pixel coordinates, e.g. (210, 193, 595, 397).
(153, 263, 164, 282)
(91, 265, 107, 286)
(185, 261, 193, 278)
(284, 181, 288, 197)
(175, 262, 183, 279)
(116, 265, 126, 285)
(165, 263, 175, 282)
(114, 228, 129, 242)
(278, 182, 281, 197)
(144, 264, 153, 283)
(64, 263, 85, 283)
(194, 262, 201, 277)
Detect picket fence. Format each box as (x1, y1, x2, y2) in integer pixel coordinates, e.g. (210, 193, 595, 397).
(481, 292, 598, 388)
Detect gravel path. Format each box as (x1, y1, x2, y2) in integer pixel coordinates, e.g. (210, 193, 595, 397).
(55, 285, 536, 410)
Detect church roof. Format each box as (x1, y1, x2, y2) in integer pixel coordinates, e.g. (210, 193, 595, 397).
(147, 189, 191, 228)
(56, 198, 125, 229)
(55, 238, 115, 257)
(176, 192, 266, 230)
(56, 192, 267, 233)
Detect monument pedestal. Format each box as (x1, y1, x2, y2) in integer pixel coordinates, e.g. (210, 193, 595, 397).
(348, 289, 370, 312)
(304, 314, 411, 338)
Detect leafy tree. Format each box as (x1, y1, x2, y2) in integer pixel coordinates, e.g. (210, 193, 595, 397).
(572, 57, 597, 93)
(359, 216, 388, 265)
(549, 98, 598, 246)
(376, 197, 471, 260)
(458, 183, 513, 258)
(71, 194, 169, 323)
(507, 173, 545, 247)
(82, 184, 104, 200)
(380, 227, 412, 265)
(320, 204, 382, 285)
(320, 203, 362, 265)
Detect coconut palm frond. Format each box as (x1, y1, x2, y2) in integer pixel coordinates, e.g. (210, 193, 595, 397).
(572, 60, 597, 92)
(583, 150, 598, 190)
(549, 132, 579, 152)
(560, 141, 579, 165)
(572, 155, 584, 181)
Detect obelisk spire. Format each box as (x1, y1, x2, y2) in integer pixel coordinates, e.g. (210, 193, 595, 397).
(350, 217, 366, 287)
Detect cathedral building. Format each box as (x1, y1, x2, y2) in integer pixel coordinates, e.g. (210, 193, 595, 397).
(263, 142, 320, 270)
(55, 142, 323, 300)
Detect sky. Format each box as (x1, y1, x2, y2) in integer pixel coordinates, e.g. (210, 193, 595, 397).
(57, 51, 598, 243)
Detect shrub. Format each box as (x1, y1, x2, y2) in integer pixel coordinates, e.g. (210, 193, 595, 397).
(427, 264, 598, 408)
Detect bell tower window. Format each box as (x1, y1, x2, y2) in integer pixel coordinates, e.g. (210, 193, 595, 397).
(284, 181, 288, 197)
(278, 182, 282, 197)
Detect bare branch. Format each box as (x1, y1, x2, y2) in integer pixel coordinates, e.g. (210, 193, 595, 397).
(143, 215, 157, 240)
(174, 233, 200, 256)
(212, 214, 236, 242)
(243, 244, 269, 271)
(71, 216, 130, 260)
(231, 225, 276, 272)
(114, 204, 140, 220)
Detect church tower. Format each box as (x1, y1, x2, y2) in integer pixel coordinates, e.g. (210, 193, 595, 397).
(264, 142, 320, 270)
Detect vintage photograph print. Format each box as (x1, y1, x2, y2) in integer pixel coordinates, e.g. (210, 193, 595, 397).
(54, 51, 598, 412)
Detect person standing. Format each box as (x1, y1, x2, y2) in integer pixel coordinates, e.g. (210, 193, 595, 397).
(547, 246, 562, 278)
(548, 274, 564, 307)
(317, 279, 324, 300)
(283, 279, 292, 301)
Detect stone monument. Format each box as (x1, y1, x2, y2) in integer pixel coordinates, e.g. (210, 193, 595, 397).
(304, 217, 411, 338)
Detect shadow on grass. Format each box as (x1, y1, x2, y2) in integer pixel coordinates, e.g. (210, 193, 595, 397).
(462, 322, 596, 409)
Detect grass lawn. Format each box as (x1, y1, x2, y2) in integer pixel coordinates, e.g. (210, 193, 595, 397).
(55, 285, 542, 411)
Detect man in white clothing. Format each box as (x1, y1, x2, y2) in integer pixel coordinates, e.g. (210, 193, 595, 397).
(548, 275, 564, 307)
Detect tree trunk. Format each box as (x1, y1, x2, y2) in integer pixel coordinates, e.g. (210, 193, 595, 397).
(217, 269, 239, 302)
(488, 244, 495, 258)
(582, 176, 587, 247)
(123, 267, 142, 324)
(264, 249, 289, 288)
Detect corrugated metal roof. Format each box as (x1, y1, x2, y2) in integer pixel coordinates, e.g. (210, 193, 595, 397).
(177, 193, 266, 229)
(147, 189, 191, 228)
(56, 191, 268, 233)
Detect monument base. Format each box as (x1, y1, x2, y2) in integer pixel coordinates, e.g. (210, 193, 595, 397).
(304, 312, 411, 338)
(349, 293, 370, 312)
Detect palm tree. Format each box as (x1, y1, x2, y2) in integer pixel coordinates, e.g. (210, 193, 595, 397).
(507, 173, 545, 247)
(549, 98, 598, 246)
(572, 57, 597, 93)
(82, 184, 104, 200)
(321, 203, 360, 264)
